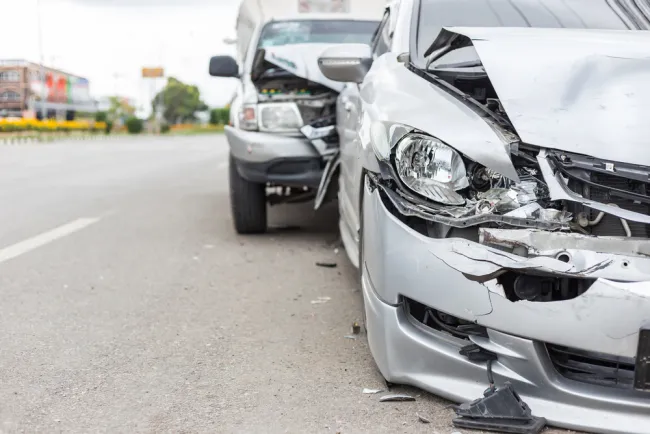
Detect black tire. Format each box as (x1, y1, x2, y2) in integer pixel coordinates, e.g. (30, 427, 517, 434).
(229, 154, 267, 234)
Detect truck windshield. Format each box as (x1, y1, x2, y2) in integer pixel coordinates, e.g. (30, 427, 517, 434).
(258, 20, 378, 48)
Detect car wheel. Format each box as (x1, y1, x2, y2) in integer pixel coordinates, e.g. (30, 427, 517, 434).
(229, 154, 267, 234)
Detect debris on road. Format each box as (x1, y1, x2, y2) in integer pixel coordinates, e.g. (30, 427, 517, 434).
(344, 335, 357, 340)
(310, 296, 331, 305)
(379, 394, 416, 402)
(362, 388, 383, 394)
(315, 262, 337, 268)
(417, 414, 431, 424)
(351, 321, 361, 334)
(453, 382, 546, 434)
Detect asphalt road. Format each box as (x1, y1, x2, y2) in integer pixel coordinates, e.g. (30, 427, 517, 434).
(0, 136, 566, 434)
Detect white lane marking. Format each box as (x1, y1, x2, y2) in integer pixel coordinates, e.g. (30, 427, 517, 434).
(0, 217, 100, 265)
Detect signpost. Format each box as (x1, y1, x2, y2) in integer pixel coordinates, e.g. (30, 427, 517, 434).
(142, 67, 164, 133)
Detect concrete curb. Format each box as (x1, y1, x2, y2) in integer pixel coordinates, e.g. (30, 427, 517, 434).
(0, 134, 132, 146)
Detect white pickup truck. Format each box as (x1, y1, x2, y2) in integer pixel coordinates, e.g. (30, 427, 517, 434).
(209, 0, 384, 234)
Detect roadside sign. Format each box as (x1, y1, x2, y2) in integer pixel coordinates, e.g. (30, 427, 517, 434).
(142, 67, 164, 78)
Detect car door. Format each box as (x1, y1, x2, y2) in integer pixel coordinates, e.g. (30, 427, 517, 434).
(338, 10, 393, 254)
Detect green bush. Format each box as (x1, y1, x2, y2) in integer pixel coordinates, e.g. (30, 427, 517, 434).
(160, 123, 171, 134)
(95, 111, 108, 123)
(125, 117, 144, 134)
(209, 107, 230, 125)
(105, 120, 113, 134)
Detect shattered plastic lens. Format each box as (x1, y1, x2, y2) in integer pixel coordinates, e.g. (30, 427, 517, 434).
(258, 103, 303, 132)
(394, 134, 468, 205)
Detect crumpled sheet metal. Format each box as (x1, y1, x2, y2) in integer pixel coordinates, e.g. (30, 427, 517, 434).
(429, 238, 650, 282)
(480, 228, 650, 257)
(378, 182, 569, 230)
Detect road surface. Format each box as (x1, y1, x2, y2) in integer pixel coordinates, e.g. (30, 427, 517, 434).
(0, 136, 565, 433)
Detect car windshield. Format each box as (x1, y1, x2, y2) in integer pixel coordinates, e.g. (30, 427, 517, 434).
(416, 0, 634, 69)
(259, 20, 379, 48)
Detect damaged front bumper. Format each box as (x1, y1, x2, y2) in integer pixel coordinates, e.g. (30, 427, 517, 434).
(225, 126, 324, 188)
(362, 178, 650, 434)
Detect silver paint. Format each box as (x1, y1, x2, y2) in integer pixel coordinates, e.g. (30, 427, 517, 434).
(362, 184, 650, 434)
(437, 26, 650, 166)
(225, 126, 319, 163)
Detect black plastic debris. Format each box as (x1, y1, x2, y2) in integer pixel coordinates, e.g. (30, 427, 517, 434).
(315, 262, 337, 268)
(379, 394, 415, 402)
(452, 382, 546, 434)
(460, 344, 497, 363)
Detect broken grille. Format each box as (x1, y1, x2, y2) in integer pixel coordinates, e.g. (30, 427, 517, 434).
(550, 150, 650, 237)
(546, 344, 636, 389)
(404, 297, 486, 339)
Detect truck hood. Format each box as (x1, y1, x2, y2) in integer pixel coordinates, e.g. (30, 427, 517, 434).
(429, 27, 650, 167)
(263, 43, 345, 92)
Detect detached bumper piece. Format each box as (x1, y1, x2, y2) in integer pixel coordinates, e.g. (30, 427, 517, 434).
(635, 327, 650, 391)
(453, 383, 546, 434)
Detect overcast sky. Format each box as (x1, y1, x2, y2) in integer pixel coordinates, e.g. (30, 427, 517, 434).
(1, 0, 240, 112)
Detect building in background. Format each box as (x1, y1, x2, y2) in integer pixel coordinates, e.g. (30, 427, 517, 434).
(0, 59, 96, 119)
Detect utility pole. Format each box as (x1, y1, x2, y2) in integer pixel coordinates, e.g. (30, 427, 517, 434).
(36, 0, 46, 119)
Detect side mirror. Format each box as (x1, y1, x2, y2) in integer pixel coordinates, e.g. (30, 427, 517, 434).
(209, 55, 239, 78)
(318, 44, 372, 84)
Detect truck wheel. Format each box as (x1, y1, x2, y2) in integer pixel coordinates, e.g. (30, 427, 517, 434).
(229, 155, 267, 234)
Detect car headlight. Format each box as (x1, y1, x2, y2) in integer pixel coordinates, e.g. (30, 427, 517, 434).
(258, 102, 303, 132)
(394, 133, 468, 205)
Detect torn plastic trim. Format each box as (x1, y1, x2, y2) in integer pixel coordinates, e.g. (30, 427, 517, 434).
(538, 149, 650, 225)
(374, 177, 569, 231)
(313, 151, 340, 210)
(428, 237, 650, 282)
(480, 228, 650, 258)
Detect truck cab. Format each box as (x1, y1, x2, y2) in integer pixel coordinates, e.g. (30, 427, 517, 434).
(209, 0, 382, 234)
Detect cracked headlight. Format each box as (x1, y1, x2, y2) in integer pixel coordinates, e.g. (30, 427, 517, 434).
(394, 133, 468, 205)
(258, 102, 303, 132)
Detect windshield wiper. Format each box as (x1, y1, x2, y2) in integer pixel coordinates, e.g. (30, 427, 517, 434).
(431, 60, 483, 70)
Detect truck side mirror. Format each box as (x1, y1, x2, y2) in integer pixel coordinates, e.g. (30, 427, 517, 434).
(209, 56, 239, 78)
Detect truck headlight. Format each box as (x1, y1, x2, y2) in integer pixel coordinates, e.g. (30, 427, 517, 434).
(258, 102, 303, 132)
(394, 133, 468, 205)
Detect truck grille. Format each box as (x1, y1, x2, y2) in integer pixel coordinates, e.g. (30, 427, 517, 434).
(546, 344, 636, 389)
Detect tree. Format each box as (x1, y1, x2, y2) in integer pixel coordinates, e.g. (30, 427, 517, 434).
(107, 97, 136, 122)
(209, 107, 230, 125)
(153, 77, 208, 125)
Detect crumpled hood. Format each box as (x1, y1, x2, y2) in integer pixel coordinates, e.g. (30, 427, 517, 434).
(262, 43, 345, 92)
(431, 27, 650, 167)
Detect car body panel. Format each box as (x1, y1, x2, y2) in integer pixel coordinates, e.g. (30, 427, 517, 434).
(362, 180, 650, 434)
(431, 26, 650, 166)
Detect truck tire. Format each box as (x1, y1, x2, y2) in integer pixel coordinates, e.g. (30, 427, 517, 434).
(229, 155, 267, 234)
